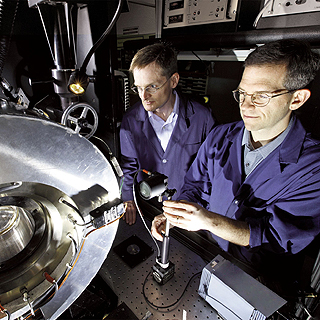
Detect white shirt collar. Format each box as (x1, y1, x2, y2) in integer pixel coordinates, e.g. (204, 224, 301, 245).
(148, 90, 179, 122)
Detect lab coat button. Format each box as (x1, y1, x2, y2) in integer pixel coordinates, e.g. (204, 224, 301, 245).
(234, 200, 239, 205)
(162, 159, 167, 163)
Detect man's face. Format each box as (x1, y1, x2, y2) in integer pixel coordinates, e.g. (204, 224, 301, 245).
(238, 64, 294, 141)
(133, 62, 176, 113)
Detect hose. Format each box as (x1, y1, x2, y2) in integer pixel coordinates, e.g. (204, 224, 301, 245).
(0, 0, 19, 77)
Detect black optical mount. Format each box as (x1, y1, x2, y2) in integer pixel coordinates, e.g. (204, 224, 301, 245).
(152, 216, 175, 285)
(138, 171, 176, 285)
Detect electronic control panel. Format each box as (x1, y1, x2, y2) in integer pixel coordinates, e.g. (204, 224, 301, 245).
(262, 0, 320, 17)
(163, 0, 239, 29)
(28, 0, 90, 7)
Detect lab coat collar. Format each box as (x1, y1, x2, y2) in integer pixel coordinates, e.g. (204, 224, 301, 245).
(135, 91, 194, 122)
(133, 92, 183, 158)
(135, 105, 164, 157)
(135, 103, 149, 122)
(176, 90, 196, 131)
(226, 114, 306, 167)
(278, 114, 306, 165)
(165, 94, 195, 151)
(134, 91, 196, 155)
(223, 115, 306, 201)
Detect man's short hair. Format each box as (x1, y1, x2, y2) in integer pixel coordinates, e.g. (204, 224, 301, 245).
(129, 42, 178, 78)
(244, 39, 320, 90)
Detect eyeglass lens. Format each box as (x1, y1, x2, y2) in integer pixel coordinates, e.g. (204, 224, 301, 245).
(233, 90, 271, 107)
(132, 85, 159, 94)
(132, 75, 172, 94)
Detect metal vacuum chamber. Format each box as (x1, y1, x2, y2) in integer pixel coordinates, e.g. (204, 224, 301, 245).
(0, 114, 121, 319)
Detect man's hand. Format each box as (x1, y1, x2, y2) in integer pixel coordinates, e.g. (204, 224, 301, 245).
(151, 213, 168, 241)
(151, 202, 208, 242)
(162, 200, 209, 231)
(161, 200, 250, 246)
(123, 200, 137, 225)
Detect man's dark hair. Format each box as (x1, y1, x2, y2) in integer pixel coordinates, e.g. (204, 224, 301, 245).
(244, 39, 320, 90)
(129, 42, 178, 78)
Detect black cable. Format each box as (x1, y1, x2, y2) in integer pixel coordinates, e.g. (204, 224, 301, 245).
(80, 0, 124, 73)
(143, 269, 253, 319)
(142, 271, 201, 310)
(4, 310, 11, 320)
(91, 136, 124, 178)
(59, 198, 92, 226)
(91, 135, 113, 154)
(202, 292, 242, 320)
(133, 170, 161, 258)
(59, 198, 81, 215)
(191, 50, 211, 76)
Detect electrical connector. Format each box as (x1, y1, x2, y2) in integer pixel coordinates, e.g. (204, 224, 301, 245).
(152, 260, 175, 285)
(89, 198, 124, 229)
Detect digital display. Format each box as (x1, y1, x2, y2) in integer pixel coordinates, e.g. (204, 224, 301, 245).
(169, 1, 184, 10)
(169, 14, 184, 24)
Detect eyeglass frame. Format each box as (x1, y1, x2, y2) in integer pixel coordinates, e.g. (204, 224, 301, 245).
(131, 74, 174, 95)
(232, 88, 298, 107)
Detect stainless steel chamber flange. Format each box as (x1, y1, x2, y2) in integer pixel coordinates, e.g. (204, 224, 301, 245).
(0, 114, 120, 319)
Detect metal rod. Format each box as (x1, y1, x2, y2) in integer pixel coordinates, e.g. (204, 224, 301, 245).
(36, 4, 56, 65)
(160, 219, 170, 266)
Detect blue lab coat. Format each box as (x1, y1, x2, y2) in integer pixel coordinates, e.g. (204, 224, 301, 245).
(120, 94, 216, 202)
(179, 115, 320, 280)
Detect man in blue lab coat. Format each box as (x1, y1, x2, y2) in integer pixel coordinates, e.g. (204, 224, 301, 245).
(120, 43, 215, 225)
(152, 39, 320, 293)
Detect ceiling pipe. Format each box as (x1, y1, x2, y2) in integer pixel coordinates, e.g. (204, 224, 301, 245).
(123, 25, 320, 51)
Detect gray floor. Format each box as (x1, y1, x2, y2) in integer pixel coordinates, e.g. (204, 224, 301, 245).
(100, 216, 221, 320)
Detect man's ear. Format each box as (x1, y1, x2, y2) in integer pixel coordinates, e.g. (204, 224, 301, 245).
(290, 89, 311, 110)
(171, 72, 180, 89)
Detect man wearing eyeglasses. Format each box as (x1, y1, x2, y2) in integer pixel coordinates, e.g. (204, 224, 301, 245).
(152, 39, 320, 294)
(120, 43, 216, 225)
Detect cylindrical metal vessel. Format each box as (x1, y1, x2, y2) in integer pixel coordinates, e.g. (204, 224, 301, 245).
(0, 114, 119, 319)
(0, 205, 35, 262)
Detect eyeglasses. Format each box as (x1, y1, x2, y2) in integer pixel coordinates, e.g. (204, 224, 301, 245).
(131, 75, 172, 95)
(232, 88, 297, 107)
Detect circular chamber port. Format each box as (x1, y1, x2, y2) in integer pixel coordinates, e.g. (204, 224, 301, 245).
(0, 205, 35, 263)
